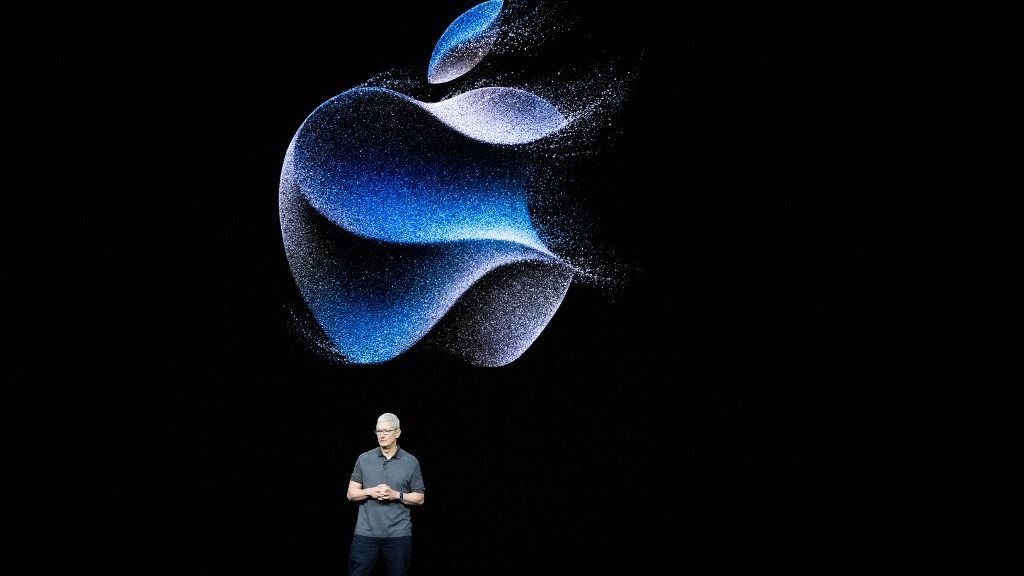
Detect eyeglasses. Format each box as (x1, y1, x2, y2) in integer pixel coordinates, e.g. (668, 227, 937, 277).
(374, 429, 398, 436)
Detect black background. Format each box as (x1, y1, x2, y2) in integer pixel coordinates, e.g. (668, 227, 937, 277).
(15, 1, 1019, 573)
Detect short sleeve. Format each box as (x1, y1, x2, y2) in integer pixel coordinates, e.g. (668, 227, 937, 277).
(410, 461, 425, 493)
(350, 456, 363, 484)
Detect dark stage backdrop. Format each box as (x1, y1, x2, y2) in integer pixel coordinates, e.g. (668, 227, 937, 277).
(17, 1, 1015, 574)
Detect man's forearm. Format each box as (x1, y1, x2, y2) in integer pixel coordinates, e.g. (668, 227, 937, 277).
(399, 491, 424, 506)
(347, 487, 371, 502)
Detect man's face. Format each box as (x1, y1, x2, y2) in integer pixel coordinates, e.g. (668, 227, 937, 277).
(375, 423, 400, 448)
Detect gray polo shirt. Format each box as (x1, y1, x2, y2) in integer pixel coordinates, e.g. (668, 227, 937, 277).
(351, 446, 425, 537)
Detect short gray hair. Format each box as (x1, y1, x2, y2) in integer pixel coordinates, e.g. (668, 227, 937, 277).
(377, 413, 400, 430)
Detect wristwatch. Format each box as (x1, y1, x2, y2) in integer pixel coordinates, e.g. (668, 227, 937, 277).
(399, 492, 404, 501)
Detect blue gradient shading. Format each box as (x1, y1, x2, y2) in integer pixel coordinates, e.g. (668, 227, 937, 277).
(428, 0, 503, 84)
(279, 1, 592, 366)
(290, 87, 548, 253)
(281, 86, 572, 364)
(281, 158, 568, 364)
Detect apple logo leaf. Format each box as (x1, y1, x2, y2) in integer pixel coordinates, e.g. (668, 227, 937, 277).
(428, 0, 504, 84)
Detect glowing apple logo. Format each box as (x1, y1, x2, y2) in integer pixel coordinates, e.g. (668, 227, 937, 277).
(280, 0, 617, 366)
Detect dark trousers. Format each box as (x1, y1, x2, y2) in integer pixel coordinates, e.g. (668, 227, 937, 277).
(348, 534, 412, 576)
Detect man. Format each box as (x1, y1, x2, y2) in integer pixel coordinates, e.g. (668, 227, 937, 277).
(346, 413, 425, 576)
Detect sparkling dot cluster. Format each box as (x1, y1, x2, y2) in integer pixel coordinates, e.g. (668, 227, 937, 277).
(280, 0, 628, 364)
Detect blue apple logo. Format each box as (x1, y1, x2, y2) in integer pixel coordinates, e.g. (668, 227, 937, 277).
(280, 1, 614, 365)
